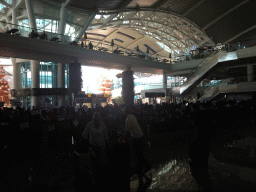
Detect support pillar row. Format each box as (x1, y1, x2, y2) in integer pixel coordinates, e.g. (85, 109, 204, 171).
(31, 60, 40, 108)
(58, 63, 66, 107)
(11, 58, 21, 101)
(69, 62, 82, 107)
(122, 67, 134, 107)
(163, 71, 170, 102)
(247, 64, 254, 82)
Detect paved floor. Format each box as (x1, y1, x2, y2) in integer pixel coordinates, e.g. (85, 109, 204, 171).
(2, 127, 256, 192)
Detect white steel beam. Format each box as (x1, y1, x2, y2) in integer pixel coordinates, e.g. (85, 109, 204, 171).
(182, 0, 207, 17)
(58, 1, 70, 41)
(7, 0, 24, 16)
(76, 10, 97, 41)
(202, 0, 250, 31)
(0, 0, 11, 7)
(12, 0, 18, 29)
(127, 25, 183, 50)
(25, 0, 37, 31)
(113, 11, 137, 27)
(224, 24, 256, 45)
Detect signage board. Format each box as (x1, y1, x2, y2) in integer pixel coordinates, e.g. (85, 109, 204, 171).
(145, 92, 165, 98)
(75, 97, 92, 103)
(10, 100, 23, 107)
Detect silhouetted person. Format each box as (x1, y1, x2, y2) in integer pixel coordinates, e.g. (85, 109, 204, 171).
(226, 42, 231, 52)
(29, 30, 37, 38)
(124, 107, 152, 192)
(197, 92, 201, 100)
(81, 41, 84, 48)
(40, 31, 47, 40)
(82, 112, 110, 189)
(89, 41, 93, 49)
(188, 108, 215, 191)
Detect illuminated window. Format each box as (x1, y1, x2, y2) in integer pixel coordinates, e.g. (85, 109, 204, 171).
(95, 14, 101, 19)
(157, 42, 172, 52)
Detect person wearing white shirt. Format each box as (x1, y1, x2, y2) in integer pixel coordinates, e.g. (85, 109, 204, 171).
(124, 107, 152, 192)
(82, 112, 110, 172)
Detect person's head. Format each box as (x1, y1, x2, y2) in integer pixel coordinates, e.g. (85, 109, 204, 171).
(41, 110, 48, 118)
(93, 112, 101, 122)
(93, 112, 101, 129)
(123, 107, 132, 116)
(32, 30, 34, 32)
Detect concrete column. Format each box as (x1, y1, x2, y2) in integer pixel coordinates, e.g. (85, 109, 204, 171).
(163, 71, 167, 89)
(163, 71, 170, 101)
(69, 62, 81, 106)
(247, 64, 254, 82)
(31, 60, 40, 108)
(58, 63, 66, 107)
(12, 0, 18, 29)
(25, 0, 37, 31)
(11, 58, 21, 101)
(58, 3, 67, 42)
(122, 68, 134, 107)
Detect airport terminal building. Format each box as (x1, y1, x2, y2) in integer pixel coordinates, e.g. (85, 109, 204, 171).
(0, 0, 255, 109)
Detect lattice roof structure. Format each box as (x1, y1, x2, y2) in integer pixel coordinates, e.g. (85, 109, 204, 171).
(0, 0, 255, 59)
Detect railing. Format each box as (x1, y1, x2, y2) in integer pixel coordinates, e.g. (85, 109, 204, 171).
(0, 20, 173, 63)
(198, 75, 256, 101)
(186, 48, 221, 80)
(2, 20, 256, 68)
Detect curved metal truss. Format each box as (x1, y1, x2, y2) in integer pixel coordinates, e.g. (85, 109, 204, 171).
(0, 0, 214, 56)
(88, 10, 214, 54)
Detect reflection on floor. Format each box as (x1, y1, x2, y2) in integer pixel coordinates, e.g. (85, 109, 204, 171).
(2, 128, 256, 192)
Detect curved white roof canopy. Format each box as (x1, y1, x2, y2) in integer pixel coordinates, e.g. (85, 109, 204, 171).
(0, 0, 255, 61)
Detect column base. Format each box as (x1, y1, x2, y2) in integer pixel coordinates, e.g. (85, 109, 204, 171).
(58, 95, 66, 107)
(31, 96, 41, 109)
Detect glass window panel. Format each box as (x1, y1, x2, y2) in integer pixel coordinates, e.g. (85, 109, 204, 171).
(52, 20, 57, 33)
(44, 20, 52, 32)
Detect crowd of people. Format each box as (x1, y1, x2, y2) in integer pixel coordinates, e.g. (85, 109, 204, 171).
(2, 98, 256, 191)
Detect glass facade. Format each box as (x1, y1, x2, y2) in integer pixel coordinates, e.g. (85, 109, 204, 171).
(18, 19, 59, 34)
(40, 62, 58, 88)
(112, 75, 187, 100)
(19, 61, 69, 109)
(0, 0, 12, 11)
(18, 19, 76, 44)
